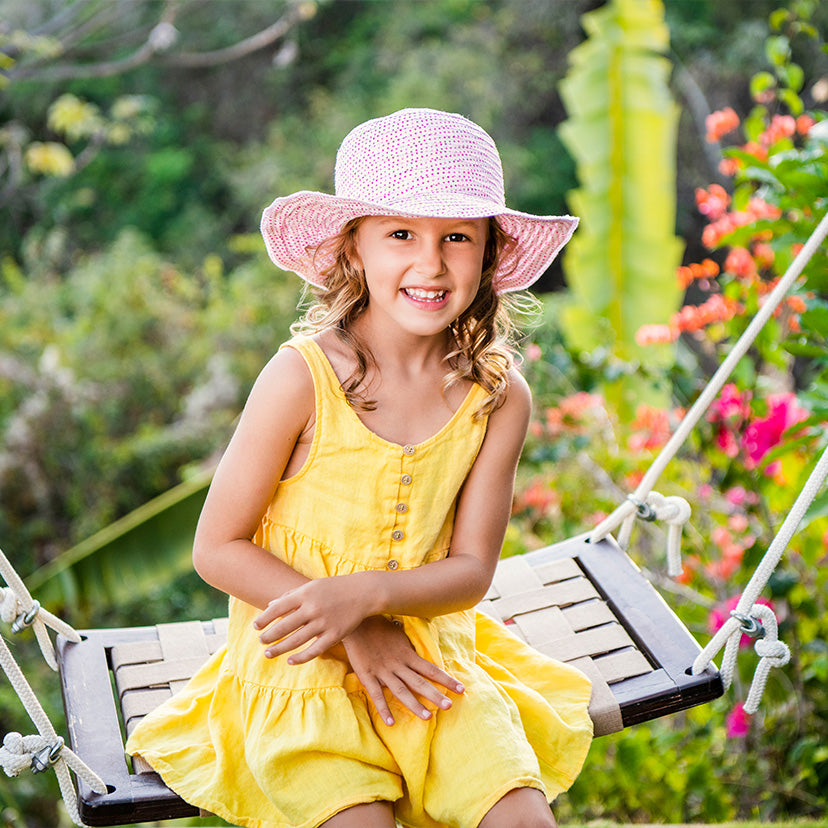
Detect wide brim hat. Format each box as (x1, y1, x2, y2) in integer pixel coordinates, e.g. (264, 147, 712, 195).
(261, 108, 578, 294)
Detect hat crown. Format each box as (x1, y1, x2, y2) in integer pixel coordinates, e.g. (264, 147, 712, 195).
(334, 108, 506, 209)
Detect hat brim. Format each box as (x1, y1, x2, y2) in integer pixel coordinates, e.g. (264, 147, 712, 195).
(260, 191, 578, 293)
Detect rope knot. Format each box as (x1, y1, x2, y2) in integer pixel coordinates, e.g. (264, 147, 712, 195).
(0, 732, 47, 778)
(754, 637, 790, 664)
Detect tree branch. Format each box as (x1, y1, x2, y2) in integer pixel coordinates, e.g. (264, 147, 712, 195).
(164, 3, 313, 68)
(6, 2, 314, 83)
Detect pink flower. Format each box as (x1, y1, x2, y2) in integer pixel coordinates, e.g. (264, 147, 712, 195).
(760, 114, 796, 146)
(726, 703, 751, 738)
(525, 343, 542, 362)
(695, 184, 731, 220)
(742, 393, 809, 472)
(635, 323, 678, 346)
(710, 384, 751, 422)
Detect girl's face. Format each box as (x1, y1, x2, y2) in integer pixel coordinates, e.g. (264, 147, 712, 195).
(351, 216, 487, 339)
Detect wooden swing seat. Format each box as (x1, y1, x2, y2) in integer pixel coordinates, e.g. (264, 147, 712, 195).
(56, 535, 722, 826)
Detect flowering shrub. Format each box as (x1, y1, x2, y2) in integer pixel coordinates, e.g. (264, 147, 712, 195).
(514, 5, 828, 821)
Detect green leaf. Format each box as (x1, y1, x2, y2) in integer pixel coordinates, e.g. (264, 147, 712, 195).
(779, 62, 805, 93)
(558, 0, 682, 376)
(779, 88, 804, 115)
(750, 71, 776, 100)
(765, 34, 791, 67)
(27, 469, 213, 610)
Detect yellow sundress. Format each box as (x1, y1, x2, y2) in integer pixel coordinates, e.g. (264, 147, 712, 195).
(125, 335, 593, 828)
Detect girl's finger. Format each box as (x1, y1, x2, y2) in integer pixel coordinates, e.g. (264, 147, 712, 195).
(382, 675, 432, 721)
(253, 593, 299, 631)
(410, 657, 465, 695)
(263, 624, 317, 658)
(400, 670, 453, 710)
(363, 679, 395, 727)
(284, 633, 336, 665)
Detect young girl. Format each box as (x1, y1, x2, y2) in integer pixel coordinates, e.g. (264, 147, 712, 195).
(126, 108, 593, 828)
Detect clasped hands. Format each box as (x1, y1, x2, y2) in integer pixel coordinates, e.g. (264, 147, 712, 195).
(253, 575, 464, 726)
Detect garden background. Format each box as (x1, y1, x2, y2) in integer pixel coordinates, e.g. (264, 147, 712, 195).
(1, 0, 826, 826)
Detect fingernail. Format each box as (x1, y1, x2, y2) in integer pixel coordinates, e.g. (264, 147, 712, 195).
(287, 657, 295, 665)
(421, 710, 431, 720)
(386, 717, 394, 726)
(440, 699, 452, 709)
(455, 683, 465, 693)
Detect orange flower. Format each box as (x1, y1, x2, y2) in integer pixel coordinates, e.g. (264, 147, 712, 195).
(741, 141, 769, 162)
(752, 242, 775, 270)
(706, 107, 740, 143)
(787, 295, 807, 314)
(719, 157, 740, 177)
(796, 114, 815, 135)
(724, 246, 757, 279)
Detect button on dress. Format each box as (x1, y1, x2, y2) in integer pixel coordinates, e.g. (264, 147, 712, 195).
(125, 335, 593, 828)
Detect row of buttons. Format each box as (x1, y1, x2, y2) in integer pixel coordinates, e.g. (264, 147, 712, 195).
(388, 446, 416, 570)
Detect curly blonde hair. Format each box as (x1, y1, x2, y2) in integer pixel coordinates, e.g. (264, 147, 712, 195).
(291, 217, 536, 417)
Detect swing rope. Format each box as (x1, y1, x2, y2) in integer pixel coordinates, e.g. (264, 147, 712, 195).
(589, 209, 828, 712)
(0, 547, 107, 827)
(693, 443, 828, 713)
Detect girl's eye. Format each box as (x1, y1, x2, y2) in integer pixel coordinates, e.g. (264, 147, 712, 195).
(390, 230, 412, 240)
(446, 233, 470, 243)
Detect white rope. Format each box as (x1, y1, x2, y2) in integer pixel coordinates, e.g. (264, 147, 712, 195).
(0, 547, 107, 826)
(594, 492, 693, 576)
(588, 210, 828, 715)
(692, 443, 828, 712)
(0, 548, 80, 670)
(590, 209, 828, 547)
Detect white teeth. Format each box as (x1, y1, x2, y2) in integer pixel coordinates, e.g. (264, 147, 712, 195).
(405, 288, 446, 301)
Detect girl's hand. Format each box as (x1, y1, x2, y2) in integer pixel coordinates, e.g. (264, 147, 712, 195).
(342, 616, 465, 726)
(253, 575, 371, 663)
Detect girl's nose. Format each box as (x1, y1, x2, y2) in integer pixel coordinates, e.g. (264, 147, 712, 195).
(413, 239, 446, 277)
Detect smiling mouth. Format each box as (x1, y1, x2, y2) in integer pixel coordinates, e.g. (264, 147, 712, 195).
(403, 288, 448, 302)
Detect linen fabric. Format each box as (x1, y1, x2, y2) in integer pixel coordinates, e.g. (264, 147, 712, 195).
(125, 335, 593, 828)
(260, 108, 579, 294)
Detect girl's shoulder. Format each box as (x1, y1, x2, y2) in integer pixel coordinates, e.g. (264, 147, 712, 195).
(492, 365, 531, 424)
(247, 342, 315, 424)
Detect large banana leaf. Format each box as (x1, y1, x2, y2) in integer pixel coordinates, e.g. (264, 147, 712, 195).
(26, 470, 213, 611)
(558, 0, 684, 383)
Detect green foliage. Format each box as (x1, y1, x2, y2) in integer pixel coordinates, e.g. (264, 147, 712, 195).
(0, 229, 300, 586)
(558, 0, 684, 383)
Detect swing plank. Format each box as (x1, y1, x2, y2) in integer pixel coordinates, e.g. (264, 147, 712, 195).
(56, 535, 722, 826)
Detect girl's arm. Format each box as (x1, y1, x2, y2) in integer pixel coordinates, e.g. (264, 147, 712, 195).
(256, 368, 531, 661)
(192, 346, 317, 604)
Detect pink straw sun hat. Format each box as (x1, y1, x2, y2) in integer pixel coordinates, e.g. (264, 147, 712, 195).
(260, 108, 578, 294)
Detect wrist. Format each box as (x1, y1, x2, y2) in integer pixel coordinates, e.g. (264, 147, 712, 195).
(351, 569, 388, 618)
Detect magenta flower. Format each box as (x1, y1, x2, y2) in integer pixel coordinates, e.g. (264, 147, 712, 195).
(726, 702, 751, 738)
(708, 595, 774, 648)
(742, 393, 809, 473)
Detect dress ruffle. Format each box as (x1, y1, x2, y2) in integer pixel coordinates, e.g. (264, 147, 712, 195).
(127, 609, 592, 828)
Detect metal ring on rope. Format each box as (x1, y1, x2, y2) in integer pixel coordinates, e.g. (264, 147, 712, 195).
(730, 609, 765, 639)
(626, 494, 658, 521)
